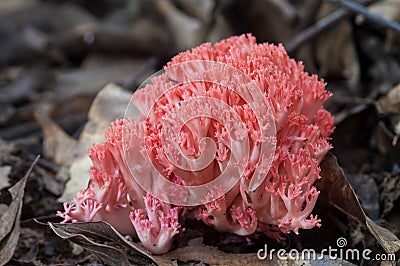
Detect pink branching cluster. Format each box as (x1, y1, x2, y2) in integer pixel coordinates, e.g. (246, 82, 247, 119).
(58, 34, 334, 254)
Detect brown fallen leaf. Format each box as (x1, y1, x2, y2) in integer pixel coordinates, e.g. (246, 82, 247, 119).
(317, 153, 365, 224)
(0, 155, 39, 266)
(317, 152, 400, 254)
(48, 221, 158, 266)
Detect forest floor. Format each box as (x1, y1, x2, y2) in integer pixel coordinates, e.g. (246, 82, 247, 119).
(0, 0, 400, 265)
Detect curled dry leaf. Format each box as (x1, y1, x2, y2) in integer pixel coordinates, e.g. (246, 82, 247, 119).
(47, 221, 158, 266)
(317, 153, 400, 254)
(0, 156, 39, 266)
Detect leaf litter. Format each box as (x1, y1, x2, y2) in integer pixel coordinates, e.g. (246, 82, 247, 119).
(1, 0, 400, 265)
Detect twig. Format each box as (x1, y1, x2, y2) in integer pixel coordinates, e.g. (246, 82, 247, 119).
(285, 0, 373, 53)
(329, 0, 400, 33)
(334, 104, 368, 125)
(332, 95, 376, 105)
(285, 8, 349, 53)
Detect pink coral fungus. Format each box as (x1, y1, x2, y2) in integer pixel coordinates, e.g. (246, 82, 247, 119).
(57, 34, 334, 254)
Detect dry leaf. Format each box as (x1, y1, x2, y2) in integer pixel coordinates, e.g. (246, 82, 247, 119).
(0, 156, 39, 266)
(0, 166, 11, 190)
(366, 217, 400, 254)
(317, 153, 400, 254)
(59, 83, 134, 202)
(376, 83, 400, 114)
(48, 221, 158, 266)
(317, 153, 366, 224)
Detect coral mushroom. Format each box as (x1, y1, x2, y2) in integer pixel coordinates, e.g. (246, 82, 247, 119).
(57, 34, 334, 254)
